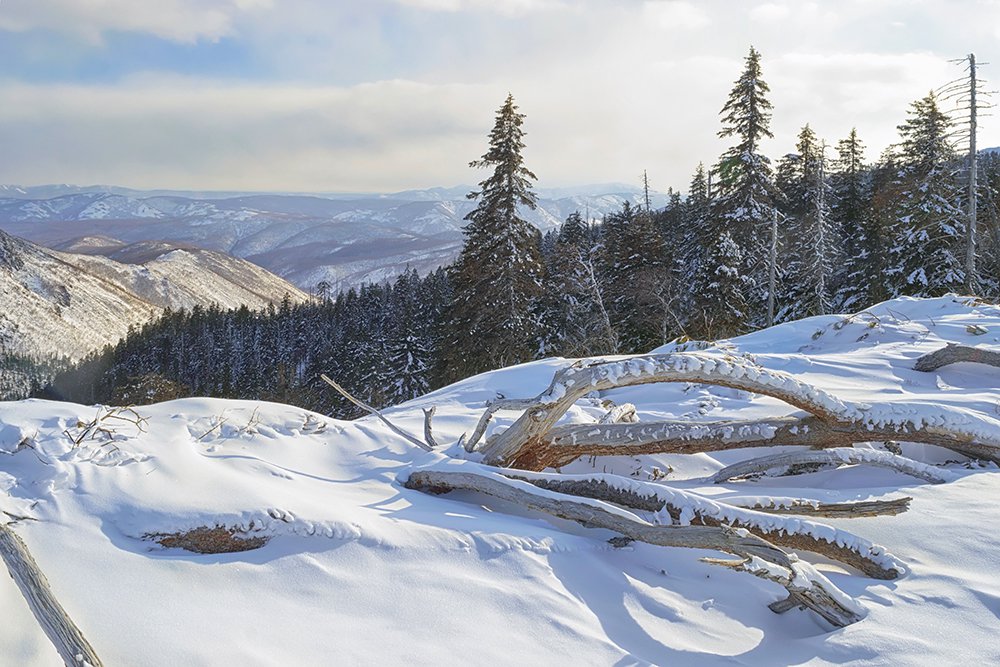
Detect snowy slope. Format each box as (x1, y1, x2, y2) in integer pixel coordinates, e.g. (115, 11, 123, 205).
(0, 187, 667, 292)
(3, 296, 1000, 664)
(0, 229, 307, 362)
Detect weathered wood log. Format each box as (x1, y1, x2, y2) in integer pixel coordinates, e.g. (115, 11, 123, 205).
(0, 524, 103, 667)
(729, 496, 912, 518)
(469, 353, 1000, 469)
(472, 353, 856, 463)
(914, 343, 1000, 372)
(711, 448, 957, 485)
(703, 555, 864, 628)
(404, 466, 865, 627)
(498, 470, 900, 580)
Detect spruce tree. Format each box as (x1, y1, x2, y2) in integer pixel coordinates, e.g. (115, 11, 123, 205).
(691, 231, 751, 339)
(442, 94, 545, 381)
(886, 92, 965, 296)
(831, 129, 876, 310)
(700, 46, 776, 334)
(778, 125, 837, 320)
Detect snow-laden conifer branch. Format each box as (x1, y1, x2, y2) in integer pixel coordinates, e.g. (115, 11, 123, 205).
(403, 460, 867, 627)
(711, 448, 958, 485)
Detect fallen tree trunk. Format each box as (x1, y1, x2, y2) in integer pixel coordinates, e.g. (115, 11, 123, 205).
(0, 524, 103, 667)
(498, 469, 901, 580)
(404, 465, 866, 627)
(914, 344, 1000, 372)
(471, 353, 856, 464)
(468, 354, 1000, 469)
(710, 448, 958, 485)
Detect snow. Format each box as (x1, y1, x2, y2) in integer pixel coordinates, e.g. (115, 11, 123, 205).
(3, 295, 1000, 663)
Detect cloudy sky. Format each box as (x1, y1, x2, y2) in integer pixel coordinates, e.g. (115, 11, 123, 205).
(0, 0, 998, 193)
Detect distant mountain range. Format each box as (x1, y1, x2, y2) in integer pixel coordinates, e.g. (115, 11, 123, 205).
(0, 228, 306, 362)
(0, 185, 668, 292)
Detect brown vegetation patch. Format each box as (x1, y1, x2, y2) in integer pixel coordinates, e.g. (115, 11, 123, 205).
(145, 526, 270, 554)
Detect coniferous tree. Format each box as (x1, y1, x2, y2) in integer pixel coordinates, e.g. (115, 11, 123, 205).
(691, 231, 751, 339)
(700, 46, 776, 335)
(886, 92, 965, 296)
(442, 94, 545, 381)
(831, 129, 876, 310)
(778, 125, 837, 319)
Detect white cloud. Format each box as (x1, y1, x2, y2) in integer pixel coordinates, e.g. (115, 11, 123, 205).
(391, 0, 564, 13)
(0, 0, 272, 43)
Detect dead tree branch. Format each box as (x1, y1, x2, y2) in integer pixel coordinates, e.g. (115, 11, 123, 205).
(711, 448, 958, 485)
(728, 496, 912, 518)
(321, 374, 433, 452)
(468, 354, 1000, 469)
(0, 524, 103, 667)
(405, 464, 866, 627)
(914, 343, 1000, 372)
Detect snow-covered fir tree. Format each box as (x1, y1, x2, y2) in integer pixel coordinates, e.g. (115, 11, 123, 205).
(886, 92, 965, 296)
(690, 230, 752, 339)
(777, 125, 837, 320)
(831, 128, 876, 310)
(704, 46, 776, 333)
(541, 212, 618, 356)
(599, 201, 670, 351)
(442, 94, 545, 381)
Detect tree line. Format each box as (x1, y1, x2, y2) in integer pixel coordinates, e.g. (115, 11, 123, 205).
(24, 47, 1000, 415)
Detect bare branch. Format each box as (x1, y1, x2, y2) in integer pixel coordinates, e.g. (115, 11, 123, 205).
(321, 374, 433, 452)
(711, 448, 957, 485)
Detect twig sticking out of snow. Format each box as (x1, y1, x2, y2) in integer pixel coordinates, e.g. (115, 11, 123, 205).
(711, 448, 958, 485)
(321, 374, 433, 452)
(404, 462, 866, 627)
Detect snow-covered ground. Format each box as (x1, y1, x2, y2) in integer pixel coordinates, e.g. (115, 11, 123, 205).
(3, 295, 1000, 665)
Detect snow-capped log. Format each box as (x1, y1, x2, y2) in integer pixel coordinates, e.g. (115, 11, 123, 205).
(728, 496, 912, 518)
(711, 448, 958, 485)
(403, 464, 866, 627)
(473, 353, 854, 464)
(495, 469, 902, 580)
(471, 353, 1000, 469)
(0, 524, 104, 667)
(914, 343, 1000, 372)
